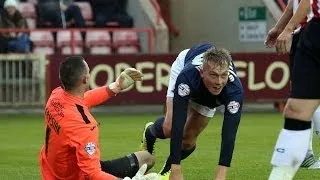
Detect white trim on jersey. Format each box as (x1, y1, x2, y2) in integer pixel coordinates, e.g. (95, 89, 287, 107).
(308, 0, 320, 21)
(228, 69, 237, 77)
(293, 0, 310, 32)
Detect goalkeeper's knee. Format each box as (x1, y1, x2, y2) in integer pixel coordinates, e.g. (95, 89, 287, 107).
(134, 151, 155, 170)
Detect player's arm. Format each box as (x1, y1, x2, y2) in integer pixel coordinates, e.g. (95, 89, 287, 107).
(276, 0, 310, 54)
(70, 127, 119, 180)
(265, 0, 293, 47)
(274, 0, 294, 30)
(216, 90, 243, 180)
(84, 86, 116, 108)
(170, 74, 193, 166)
(84, 68, 143, 108)
(284, 0, 310, 32)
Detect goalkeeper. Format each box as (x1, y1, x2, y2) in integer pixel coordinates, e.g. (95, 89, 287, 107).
(39, 56, 159, 180)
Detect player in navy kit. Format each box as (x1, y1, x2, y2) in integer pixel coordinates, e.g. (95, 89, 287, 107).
(139, 43, 244, 180)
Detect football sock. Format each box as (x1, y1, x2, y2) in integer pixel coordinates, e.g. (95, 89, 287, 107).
(100, 153, 139, 178)
(148, 116, 166, 139)
(306, 125, 314, 157)
(268, 166, 296, 180)
(159, 146, 196, 175)
(159, 156, 172, 175)
(311, 106, 320, 139)
(270, 118, 311, 179)
(301, 129, 315, 167)
(181, 146, 196, 160)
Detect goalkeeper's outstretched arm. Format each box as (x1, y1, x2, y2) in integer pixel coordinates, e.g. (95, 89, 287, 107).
(84, 68, 143, 108)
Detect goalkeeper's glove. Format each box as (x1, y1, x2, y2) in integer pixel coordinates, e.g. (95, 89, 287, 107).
(123, 164, 160, 180)
(109, 68, 143, 94)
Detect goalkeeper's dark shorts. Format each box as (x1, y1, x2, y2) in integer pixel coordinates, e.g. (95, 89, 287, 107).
(290, 18, 320, 99)
(100, 153, 139, 178)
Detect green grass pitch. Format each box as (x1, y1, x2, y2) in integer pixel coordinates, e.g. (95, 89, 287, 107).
(0, 112, 319, 179)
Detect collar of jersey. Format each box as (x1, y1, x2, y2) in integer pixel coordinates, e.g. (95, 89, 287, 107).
(62, 89, 85, 106)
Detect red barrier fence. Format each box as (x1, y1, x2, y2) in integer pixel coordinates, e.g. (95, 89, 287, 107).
(47, 53, 290, 105)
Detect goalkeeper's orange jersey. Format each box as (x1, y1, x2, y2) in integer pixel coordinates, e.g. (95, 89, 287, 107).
(39, 86, 117, 180)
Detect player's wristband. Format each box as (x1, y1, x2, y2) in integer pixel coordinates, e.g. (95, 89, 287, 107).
(108, 82, 121, 94)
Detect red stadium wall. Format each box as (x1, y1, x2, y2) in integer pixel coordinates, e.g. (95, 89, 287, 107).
(47, 53, 290, 105)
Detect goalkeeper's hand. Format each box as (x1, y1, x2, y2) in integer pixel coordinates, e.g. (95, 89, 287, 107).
(123, 164, 160, 180)
(109, 68, 143, 94)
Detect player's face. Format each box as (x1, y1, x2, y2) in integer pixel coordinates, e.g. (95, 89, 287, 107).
(201, 61, 229, 95)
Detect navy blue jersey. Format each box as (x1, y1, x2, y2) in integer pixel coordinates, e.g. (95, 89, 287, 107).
(170, 43, 244, 167)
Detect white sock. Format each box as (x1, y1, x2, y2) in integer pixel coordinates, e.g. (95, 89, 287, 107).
(306, 124, 314, 157)
(312, 106, 320, 139)
(270, 128, 311, 178)
(268, 166, 295, 180)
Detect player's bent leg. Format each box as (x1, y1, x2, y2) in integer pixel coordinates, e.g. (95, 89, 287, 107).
(134, 151, 155, 170)
(159, 105, 211, 176)
(269, 99, 319, 179)
(100, 153, 140, 178)
(284, 99, 319, 121)
(100, 151, 154, 178)
(140, 98, 173, 154)
(162, 97, 174, 137)
(182, 106, 210, 150)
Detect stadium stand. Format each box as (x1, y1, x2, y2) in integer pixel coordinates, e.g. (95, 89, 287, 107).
(85, 30, 112, 55)
(17, 2, 36, 18)
(113, 30, 139, 54)
(18, 2, 36, 28)
(30, 30, 55, 55)
(73, 1, 94, 27)
(57, 30, 83, 55)
(0, 0, 168, 55)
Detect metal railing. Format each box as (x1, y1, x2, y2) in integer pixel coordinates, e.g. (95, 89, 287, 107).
(0, 54, 47, 106)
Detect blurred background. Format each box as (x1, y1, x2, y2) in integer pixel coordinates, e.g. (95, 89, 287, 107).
(2, 0, 319, 180)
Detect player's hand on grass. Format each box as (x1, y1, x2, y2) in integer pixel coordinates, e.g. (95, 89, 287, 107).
(123, 164, 160, 180)
(264, 27, 283, 48)
(214, 177, 225, 180)
(169, 164, 184, 180)
(276, 28, 292, 55)
(214, 165, 228, 180)
(109, 68, 143, 94)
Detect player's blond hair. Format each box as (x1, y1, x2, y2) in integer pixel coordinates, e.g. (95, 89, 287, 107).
(203, 48, 232, 68)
